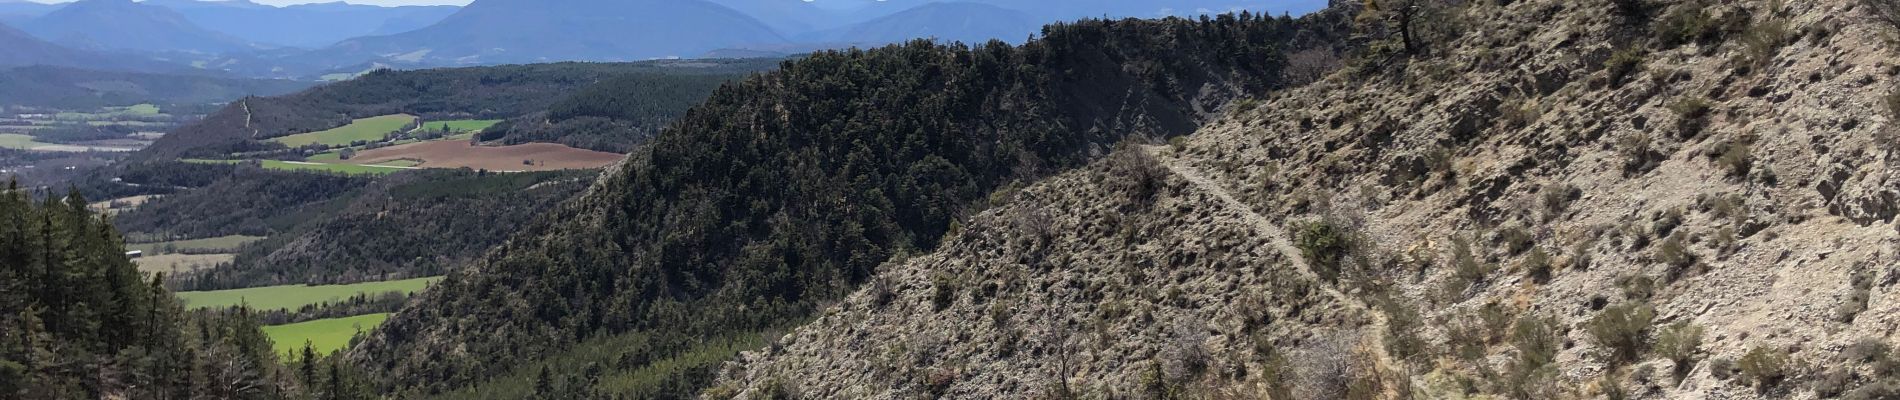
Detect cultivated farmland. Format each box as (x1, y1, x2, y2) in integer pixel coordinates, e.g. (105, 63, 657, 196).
(0, 134, 143, 152)
(270, 114, 418, 147)
(420, 119, 501, 133)
(262, 313, 390, 356)
(347, 141, 623, 171)
(127, 234, 263, 253)
(176, 276, 443, 311)
(0, 134, 47, 150)
(89, 194, 163, 215)
(134, 253, 234, 274)
(185, 159, 413, 175)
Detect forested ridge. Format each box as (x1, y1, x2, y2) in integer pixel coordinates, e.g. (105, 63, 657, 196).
(174, 169, 596, 290)
(113, 167, 370, 239)
(95, 164, 595, 290)
(353, 11, 1352, 398)
(135, 59, 779, 160)
(483, 72, 741, 154)
(0, 184, 367, 399)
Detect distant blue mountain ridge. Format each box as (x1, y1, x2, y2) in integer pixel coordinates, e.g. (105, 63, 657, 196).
(1, 0, 1331, 79)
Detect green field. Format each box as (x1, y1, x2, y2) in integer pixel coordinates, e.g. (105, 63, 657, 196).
(262, 313, 389, 356)
(85, 120, 170, 127)
(127, 235, 264, 254)
(184, 159, 410, 175)
(420, 119, 501, 133)
(122, 104, 161, 115)
(55, 104, 163, 120)
(374, 159, 424, 167)
(176, 276, 443, 311)
(305, 151, 342, 162)
(0, 134, 51, 150)
(270, 114, 417, 147)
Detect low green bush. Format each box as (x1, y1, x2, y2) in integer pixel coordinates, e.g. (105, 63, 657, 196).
(1295, 219, 1359, 282)
(1738, 346, 1790, 391)
(932, 273, 959, 311)
(1587, 303, 1655, 364)
(1522, 247, 1553, 284)
(1654, 322, 1703, 379)
(1655, 2, 1726, 47)
(1605, 48, 1647, 86)
(1657, 232, 1696, 274)
(1669, 97, 1715, 138)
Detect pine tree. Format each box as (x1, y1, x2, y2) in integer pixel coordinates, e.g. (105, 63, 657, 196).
(0, 190, 312, 399)
(300, 343, 320, 398)
(324, 361, 345, 400)
(531, 365, 554, 400)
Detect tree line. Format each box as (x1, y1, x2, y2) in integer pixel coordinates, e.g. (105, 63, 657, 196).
(0, 183, 369, 399)
(482, 72, 742, 154)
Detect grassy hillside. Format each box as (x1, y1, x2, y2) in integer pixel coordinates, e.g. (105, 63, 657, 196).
(352, 11, 1352, 398)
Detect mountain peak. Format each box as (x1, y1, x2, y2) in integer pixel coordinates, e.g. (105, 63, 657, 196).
(20, 0, 257, 54)
(307, 0, 783, 67)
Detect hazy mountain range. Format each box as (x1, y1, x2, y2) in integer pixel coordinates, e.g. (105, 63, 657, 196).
(297, 0, 785, 68)
(815, 2, 1041, 45)
(17, 0, 258, 54)
(142, 0, 460, 48)
(0, 0, 55, 24)
(0, 0, 1328, 79)
(0, 18, 193, 72)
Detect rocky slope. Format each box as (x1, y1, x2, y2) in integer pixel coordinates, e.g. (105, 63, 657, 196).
(714, 0, 1900, 398)
(712, 147, 1375, 398)
(349, 12, 1351, 398)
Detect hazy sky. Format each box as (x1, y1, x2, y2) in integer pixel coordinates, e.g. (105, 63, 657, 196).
(23, 0, 474, 5)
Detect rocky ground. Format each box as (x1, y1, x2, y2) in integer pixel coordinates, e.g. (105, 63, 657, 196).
(713, 0, 1900, 398)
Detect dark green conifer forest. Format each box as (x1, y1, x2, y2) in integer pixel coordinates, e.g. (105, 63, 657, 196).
(0, 184, 367, 399)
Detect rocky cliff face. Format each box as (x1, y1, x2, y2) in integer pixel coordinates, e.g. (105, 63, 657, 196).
(714, 0, 1900, 398)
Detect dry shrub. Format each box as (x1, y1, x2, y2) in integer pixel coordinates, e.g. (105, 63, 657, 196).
(1654, 322, 1704, 379)
(1106, 148, 1168, 208)
(1738, 345, 1791, 391)
(1587, 303, 1655, 364)
(1292, 333, 1384, 400)
(1285, 48, 1344, 86)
